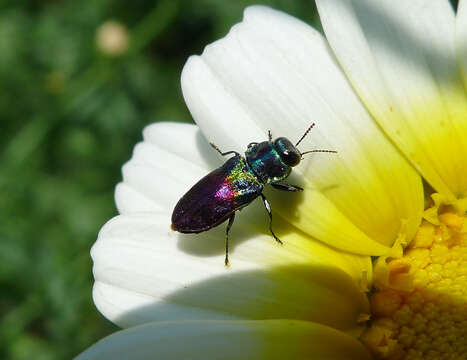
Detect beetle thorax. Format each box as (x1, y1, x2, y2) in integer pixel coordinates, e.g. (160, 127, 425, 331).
(245, 141, 291, 184)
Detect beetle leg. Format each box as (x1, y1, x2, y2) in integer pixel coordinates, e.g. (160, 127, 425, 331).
(271, 183, 304, 192)
(260, 193, 283, 245)
(268, 130, 272, 141)
(225, 213, 236, 267)
(210, 142, 240, 157)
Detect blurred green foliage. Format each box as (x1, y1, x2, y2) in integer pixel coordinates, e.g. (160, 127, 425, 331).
(0, 0, 321, 359)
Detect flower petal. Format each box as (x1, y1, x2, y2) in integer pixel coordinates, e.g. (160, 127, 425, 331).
(115, 122, 372, 280)
(115, 183, 162, 213)
(181, 6, 423, 253)
(141, 121, 220, 170)
(92, 212, 370, 330)
(76, 320, 372, 360)
(317, 0, 467, 200)
(115, 122, 230, 214)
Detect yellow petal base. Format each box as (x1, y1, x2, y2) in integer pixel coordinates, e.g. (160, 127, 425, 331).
(361, 207, 467, 359)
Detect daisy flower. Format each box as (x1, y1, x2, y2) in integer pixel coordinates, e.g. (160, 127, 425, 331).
(78, 0, 467, 359)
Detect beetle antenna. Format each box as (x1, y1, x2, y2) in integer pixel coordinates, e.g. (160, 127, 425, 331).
(295, 123, 315, 147)
(301, 149, 338, 157)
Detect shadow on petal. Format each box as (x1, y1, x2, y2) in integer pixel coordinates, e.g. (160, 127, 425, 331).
(76, 319, 372, 360)
(175, 196, 307, 258)
(111, 263, 369, 332)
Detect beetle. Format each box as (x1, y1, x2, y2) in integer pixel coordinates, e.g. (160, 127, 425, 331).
(171, 123, 336, 266)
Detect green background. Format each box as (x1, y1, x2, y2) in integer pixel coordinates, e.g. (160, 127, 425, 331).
(0, 0, 458, 359)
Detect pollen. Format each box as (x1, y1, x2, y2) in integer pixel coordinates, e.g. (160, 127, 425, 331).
(361, 210, 467, 360)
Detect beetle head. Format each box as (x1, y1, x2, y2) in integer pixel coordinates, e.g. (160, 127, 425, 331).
(273, 137, 301, 167)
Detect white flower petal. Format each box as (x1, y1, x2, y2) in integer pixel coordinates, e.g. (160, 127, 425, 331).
(142, 121, 220, 170)
(318, 0, 467, 199)
(76, 320, 372, 360)
(93, 282, 240, 327)
(115, 183, 162, 214)
(116, 123, 217, 212)
(181, 6, 422, 252)
(92, 212, 370, 330)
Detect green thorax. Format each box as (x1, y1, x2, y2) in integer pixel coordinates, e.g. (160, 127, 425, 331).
(245, 141, 291, 184)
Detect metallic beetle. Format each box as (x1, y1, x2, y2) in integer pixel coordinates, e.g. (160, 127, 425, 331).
(171, 123, 336, 266)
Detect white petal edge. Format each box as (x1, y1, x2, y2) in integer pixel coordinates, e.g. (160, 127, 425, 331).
(75, 320, 372, 360)
(317, 0, 467, 200)
(181, 6, 423, 253)
(92, 212, 370, 330)
(116, 123, 216, 213)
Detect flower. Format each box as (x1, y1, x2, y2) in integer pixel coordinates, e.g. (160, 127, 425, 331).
(78, 0, 467, 359)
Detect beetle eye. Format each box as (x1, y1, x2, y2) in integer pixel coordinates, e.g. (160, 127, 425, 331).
(281, 149, 300, 167)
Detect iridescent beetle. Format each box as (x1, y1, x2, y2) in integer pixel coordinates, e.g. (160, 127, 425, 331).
(171, 123, 336, 266)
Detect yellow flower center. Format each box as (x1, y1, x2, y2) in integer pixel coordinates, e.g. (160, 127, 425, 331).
(361, 210, 467, 360)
